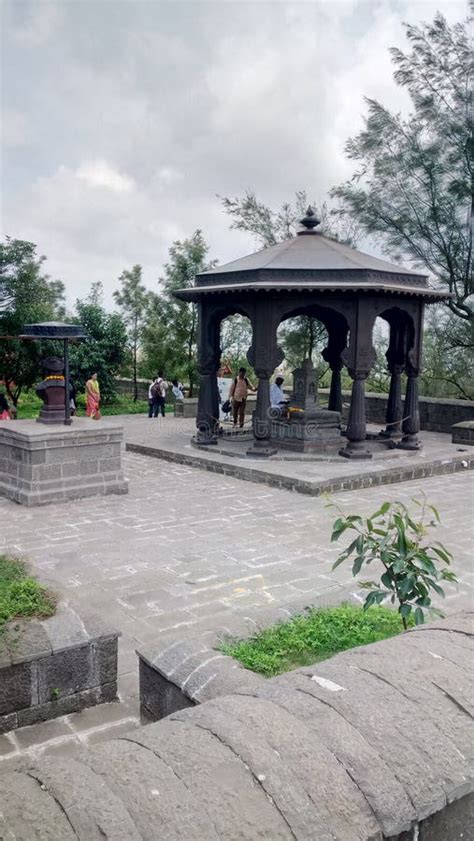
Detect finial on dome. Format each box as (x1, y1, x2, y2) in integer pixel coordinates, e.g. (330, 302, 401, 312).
(298, 205, 320, 234)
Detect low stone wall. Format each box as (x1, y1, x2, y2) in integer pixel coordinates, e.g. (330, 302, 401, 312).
(0, 606, 120, 733)
(319, 389, 474, 434)
(1, 613, 472, 840)
(115, 377, 150, 400)
(0, 417, 128, 505)
(174, 394, 258, 419)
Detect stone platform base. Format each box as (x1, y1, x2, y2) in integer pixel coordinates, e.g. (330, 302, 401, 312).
(452, 420, 474, 446)
(0, 418, 128, 506)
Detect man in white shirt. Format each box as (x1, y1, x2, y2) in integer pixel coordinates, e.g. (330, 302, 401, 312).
(270, 375, 288, 410)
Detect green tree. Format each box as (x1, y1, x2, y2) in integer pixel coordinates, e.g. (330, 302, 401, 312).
(332, 14, 473, 342)
(113, 265, 150, 401)
(420, 305, 473, 400)
(0, 237, 65, 407)
(221, 190, 360, 246)
(142, 231, 216, 395)
(69, 282, 128, 402)
(220, 315, 253, 375)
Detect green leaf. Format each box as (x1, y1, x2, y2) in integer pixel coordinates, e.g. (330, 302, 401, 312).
(352, 556, 364, 576)
(428, 504, 440, 524)
(414, 607, 425, 625)
(431, 545, 452, 565)
(381, 571, 394, 590)
(400, 604, 412, 619)
(332, 554, 348, 571)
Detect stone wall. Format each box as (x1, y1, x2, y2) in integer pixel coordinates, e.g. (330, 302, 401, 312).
(0, 606, 120, 733)
(1, 612, 472, 839)
(0, 418, 128, 505)
(319, 389, 474, 434)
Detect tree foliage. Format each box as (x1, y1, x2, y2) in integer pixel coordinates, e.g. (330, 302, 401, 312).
(221, 189, 360, 247)
(141, 230, 216, 395)
(69, 282, 128, 402)
(113, 265, 150, 401)
(329, 495, 457, 629)
(332, 14, 473, 333)
(0, 237, 65, 405)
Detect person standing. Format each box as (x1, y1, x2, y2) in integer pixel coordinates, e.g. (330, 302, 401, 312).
(148, 376, 160, 418)
(229, 367, 254, 428)
(0, 392, 11, 420)
(154, 371, 168, 418)
(85, 373, 101, 419)
(171, 379, 184, 401)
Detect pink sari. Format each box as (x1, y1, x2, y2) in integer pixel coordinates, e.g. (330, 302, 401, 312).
(85, 380, 101, 418)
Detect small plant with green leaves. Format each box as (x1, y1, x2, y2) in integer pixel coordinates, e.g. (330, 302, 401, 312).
(328, 495, 457, 629)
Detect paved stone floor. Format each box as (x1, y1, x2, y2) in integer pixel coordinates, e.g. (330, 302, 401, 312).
(0, 420, 473, 771)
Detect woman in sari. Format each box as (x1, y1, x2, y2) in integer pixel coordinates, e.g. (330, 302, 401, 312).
(85, 373, 101, 419)
(0, 392, 11, 420)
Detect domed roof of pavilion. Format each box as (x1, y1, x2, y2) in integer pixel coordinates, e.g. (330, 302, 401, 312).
(176, 208, 448, 303)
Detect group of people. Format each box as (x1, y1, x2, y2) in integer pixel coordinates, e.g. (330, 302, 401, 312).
(147, 374, 184, 418)
(224, 368, 288, 428)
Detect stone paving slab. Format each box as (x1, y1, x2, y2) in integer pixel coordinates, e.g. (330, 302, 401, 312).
(0, 417, 472, 768)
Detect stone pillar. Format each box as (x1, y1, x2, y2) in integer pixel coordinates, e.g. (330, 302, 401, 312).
(195, 304, 220, 446)
(327, 361, 343, 414)
(248, 370, 276, 456)
(195, 370, 219, 445)
(380, 362, 404, 438)
(340, 372, 372, 459)
(322, 326, 347, 415)
(398, 366, 421, 450)
(246, 302, 283, 457)
(338, 303, 376, 460)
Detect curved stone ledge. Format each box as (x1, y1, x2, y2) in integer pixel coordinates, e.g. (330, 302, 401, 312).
(0, 613, 472, 839)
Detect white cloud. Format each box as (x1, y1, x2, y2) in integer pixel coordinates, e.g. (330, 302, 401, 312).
(1, 0, 468, 309)
(76, 161, 135, 193)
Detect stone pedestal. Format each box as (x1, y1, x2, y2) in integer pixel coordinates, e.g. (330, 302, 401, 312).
(0, 418, 128, 506)
(271, 408, 342, 452)
(270, 360, 341, 453)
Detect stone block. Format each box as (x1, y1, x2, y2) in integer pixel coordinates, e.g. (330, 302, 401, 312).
(139, 659, 195, 721)
(27, 757, 142, 841)
(86, 739, 218, 841)
(127, 719, 290, 840)
(36, 645, 93, 704)
(452, 420, 474, 445)
(92, 638, 119, 686)
(0, 662, 34, 716)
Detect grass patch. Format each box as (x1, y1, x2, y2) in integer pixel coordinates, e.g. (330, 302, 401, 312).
(220, 603, 412, 677)
(14, 390, 174, 419)
(0, 555, 57, 633)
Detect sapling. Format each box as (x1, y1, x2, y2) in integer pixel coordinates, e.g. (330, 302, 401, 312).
(328, 494, 457, 629)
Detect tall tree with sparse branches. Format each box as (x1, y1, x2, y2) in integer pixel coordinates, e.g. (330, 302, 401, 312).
(113, 265, 150, 401)
(332, 13, 473, 343)
(141, 231, 217, 395)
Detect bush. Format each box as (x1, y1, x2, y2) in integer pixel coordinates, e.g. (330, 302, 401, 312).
(328, 495, 456, 629)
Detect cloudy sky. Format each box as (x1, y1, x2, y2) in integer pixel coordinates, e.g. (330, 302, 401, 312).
(1, 0, 467, 309)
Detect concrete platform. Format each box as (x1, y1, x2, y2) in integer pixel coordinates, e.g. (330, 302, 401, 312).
(0, 418, 128, 505)
(124, 416, 474, 496)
